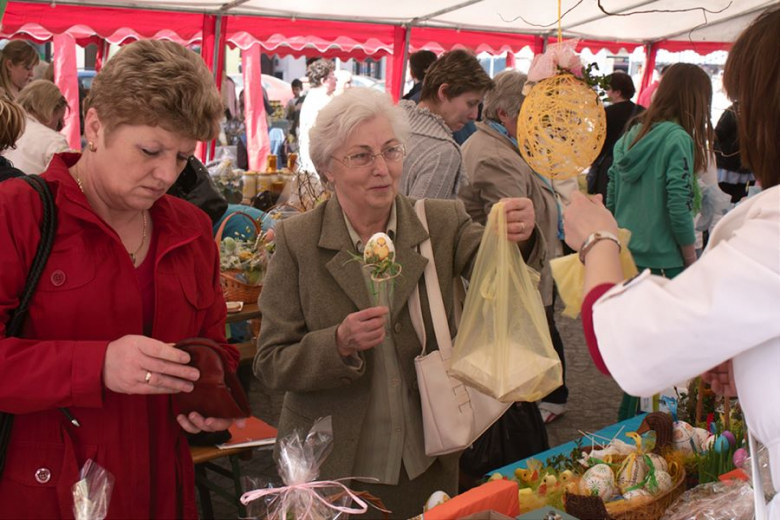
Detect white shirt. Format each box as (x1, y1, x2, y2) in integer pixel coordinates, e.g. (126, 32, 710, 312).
(593, 185, 780, 518)
(297, 86, 332, 175)
(2, 115, 69, 175)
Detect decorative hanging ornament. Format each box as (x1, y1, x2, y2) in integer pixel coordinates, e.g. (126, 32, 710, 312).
(517, 40, 607, 180)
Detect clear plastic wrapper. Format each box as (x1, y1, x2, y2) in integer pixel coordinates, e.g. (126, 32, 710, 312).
(240, 417, 379, 520)
(745, 442, 777, 501)
(660, 480, 754, 520)
(72, 459, 115, 520)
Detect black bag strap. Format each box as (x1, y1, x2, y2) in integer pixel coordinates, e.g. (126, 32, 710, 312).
(6, 175, 58, 337)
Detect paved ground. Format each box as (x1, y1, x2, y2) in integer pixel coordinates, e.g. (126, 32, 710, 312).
(207, 302, 625, 518)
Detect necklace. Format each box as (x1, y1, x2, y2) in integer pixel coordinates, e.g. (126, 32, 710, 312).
(73, 167, 148, 265)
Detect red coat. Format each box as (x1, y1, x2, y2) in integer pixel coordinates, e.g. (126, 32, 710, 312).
(0, 154, 238, 519)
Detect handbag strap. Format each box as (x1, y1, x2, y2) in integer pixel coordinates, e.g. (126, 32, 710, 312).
(6, 175, 58, 337)
(410, 200, 454, 360)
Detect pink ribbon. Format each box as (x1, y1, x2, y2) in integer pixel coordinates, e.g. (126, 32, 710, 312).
(240, 477, 388, 518)
(527, 39, 584, 84)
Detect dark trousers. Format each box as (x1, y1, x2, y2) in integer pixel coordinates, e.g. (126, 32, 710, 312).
(542, 298, 568, 405)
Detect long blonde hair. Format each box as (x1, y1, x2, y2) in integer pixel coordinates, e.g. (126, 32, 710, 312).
(0, 41, 40, 99)
(631, 63, 714, 173)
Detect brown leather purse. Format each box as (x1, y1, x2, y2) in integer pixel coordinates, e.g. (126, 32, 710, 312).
(174, 338, 251, 419)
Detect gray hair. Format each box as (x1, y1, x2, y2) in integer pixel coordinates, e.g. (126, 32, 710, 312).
(483, 70, 528, 122)
(309, 87, 411, 174)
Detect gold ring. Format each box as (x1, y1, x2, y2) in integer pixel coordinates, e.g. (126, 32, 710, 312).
(145, 371, 152, 384)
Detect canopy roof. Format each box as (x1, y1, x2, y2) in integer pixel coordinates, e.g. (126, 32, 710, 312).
(4, 0, 775, 57)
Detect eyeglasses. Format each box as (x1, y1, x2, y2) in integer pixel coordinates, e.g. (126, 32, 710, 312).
(333, 144, 406, 168)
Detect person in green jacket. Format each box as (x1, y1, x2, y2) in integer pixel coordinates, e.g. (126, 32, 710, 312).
(606, 63, 714, 421)
(607, 63, 713, 279)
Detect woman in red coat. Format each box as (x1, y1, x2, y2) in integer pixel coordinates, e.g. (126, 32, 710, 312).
(0, 40, 241, 518)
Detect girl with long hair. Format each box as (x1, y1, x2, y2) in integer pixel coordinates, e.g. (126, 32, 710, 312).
(607, 63, 714, 280)
(0, 41, 40, 100)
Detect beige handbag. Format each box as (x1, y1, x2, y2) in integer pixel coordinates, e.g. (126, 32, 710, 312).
(409, 200, 511, 457)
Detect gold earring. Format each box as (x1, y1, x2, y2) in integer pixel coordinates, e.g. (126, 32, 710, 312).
(88, 141, 97, 152)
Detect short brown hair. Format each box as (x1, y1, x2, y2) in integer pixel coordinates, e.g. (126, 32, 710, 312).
(16, 80, 68, 126)
(723, 7, 779, 189)
(0, 40, 40, 98)
(409, 50, 437, 81)
(631, 63, 713, 173)
(0, 97, 25, 151)
(420, 49, 494, 103)
(85, 39, 223, 141)
(306, 59, 335, 88)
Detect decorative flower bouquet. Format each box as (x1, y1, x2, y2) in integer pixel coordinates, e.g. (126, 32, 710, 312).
(216, 212, 275, 303)
(354, 233, 402, 323)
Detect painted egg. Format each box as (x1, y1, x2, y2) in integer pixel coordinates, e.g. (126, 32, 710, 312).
(714, 435, 730, 454)
(645, 453, 668, 474)
(733, 448, 749, 468)
(722, 431, 736, 447)
(693, 427, 712, 450)
(623, 489, 652, 501)
(646, 470, 673, 495)
(617, 457, 648, 493)
(424, 490, 450, 511)
(580, 464, 616, 501)
(672, 421, 698, 454)
(364, 232, 395, 263)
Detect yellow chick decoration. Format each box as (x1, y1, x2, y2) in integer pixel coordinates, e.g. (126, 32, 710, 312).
(364, 232, 395, 263)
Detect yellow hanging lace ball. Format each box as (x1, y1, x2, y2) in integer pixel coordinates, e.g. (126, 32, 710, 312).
(517, 73, 606, 180)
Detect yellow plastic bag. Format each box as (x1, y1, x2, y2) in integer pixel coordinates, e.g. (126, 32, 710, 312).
(550, 228, 638, 319)
(448, 202, 563, 403)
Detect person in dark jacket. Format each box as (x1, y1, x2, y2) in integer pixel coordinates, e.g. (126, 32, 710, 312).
(402, 50, 437, 103)
(588, 72, 645, 200)
(714, 105, 754, 203)
(0, 96, 26, 182)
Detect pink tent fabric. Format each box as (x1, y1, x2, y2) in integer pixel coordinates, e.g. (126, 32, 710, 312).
(52, 34, 81, 150)
(243, 44, 270, 171)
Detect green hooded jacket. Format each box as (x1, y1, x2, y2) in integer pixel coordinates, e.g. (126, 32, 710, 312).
(607, 121, 696, 269)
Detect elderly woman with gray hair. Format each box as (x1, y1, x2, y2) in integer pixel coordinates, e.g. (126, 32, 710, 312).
(459, 69, 573, 425)
(255, 87, 542, 517)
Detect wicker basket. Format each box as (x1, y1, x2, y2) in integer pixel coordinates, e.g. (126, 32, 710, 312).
(215, 211, 264, 304)
(565, 460, 686, 520)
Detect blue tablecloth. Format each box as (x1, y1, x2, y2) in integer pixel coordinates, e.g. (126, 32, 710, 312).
(490, 414, 648, 477)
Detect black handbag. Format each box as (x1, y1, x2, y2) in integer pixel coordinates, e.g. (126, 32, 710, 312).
(0, 175, 58, 476)
(167, 156, 228, 225)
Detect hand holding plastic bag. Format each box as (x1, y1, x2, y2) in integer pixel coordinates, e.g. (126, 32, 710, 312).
(448, 202, 562, 402)
(72, 459, 114, 520)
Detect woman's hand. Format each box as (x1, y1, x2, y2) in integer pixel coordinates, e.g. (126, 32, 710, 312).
(177, 412, 247, 434)
(701, 360, 738, 397)
(500, 197, 535, 243)
(563, 192, 619, 251)
(336, 306, 388, 358)
(103, 335, 200, 395)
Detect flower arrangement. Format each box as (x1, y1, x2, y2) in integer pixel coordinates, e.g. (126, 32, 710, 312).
(219, 227, 275, 287)
(208, 154, 244, 203)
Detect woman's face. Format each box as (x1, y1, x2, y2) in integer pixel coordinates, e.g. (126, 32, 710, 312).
(6, 59, 35, 91)
(436, 89, 482, 132)
(324, 116, 402, 215)
(86, 111, 196, 212)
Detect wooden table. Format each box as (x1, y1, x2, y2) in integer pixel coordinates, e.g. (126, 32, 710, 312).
(226, 303, 261, 364)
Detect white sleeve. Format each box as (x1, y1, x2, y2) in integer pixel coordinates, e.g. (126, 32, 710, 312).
(592, 189, 780, 397)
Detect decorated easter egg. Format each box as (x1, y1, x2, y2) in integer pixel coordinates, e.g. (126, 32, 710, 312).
(423, 490, 450, 511)
(714, 435, 730, 454)
(646, 470, 673, 495)
(645, 453, 668, 474)
(733, 448, 749, 468)
(623, 489, 652, 501)
(364, 232, 395, 263)
(672, 421, 698, 454)
(616, 456, 647, 493)
(693, 427, 712, 450)
(580, 464, 616, 501)
(722, 431, 736, 447)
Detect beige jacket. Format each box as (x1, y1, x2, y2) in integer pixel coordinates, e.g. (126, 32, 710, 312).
(459, 121, 573, 305)
(254, 194, 543, 479)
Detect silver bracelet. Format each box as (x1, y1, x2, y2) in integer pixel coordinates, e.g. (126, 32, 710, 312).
(579, 231, 621, 264)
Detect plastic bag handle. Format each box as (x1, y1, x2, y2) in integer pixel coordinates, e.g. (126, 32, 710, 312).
(409, 200, 454, 360)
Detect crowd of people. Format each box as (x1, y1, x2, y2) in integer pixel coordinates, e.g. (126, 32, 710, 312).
(0, 6, 777, 518)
